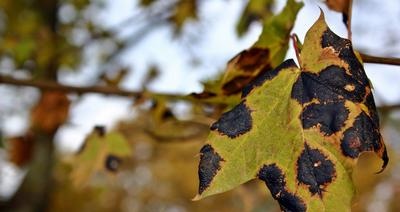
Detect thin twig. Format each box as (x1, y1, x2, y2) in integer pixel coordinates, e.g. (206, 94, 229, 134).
(347, 0, 353, 40)
(0, 75, 189, 101)
(1, 75, 400, 110)
(378, 104, 400, 111)
(360, 53, 400, 66)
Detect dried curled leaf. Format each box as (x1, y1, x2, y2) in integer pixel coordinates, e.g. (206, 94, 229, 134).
(195, 12, 387, 211)
(7, 132, 34, 167)
(31, 91, 70, 134)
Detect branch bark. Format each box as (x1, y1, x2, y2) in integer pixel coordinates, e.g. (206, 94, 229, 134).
(1, 74, 400, 110)
(0, 75, 196, 102)
(360, 53, 400, 66)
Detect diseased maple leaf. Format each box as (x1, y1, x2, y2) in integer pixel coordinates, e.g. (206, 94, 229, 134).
(195, 12, 388, 211)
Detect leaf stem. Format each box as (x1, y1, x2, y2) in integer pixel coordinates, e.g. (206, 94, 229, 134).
(290, 34, 302, 66)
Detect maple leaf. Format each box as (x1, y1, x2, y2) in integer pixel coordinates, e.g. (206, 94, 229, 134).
(195, 12, 388, 211)
(194, 0, 303, 100)
(71, 127, 132, 187)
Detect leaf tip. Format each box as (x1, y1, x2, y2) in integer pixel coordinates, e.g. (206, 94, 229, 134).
(192, 194, 202, 201)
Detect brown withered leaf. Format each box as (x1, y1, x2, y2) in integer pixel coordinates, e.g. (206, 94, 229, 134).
(31, 91, 70, 134)
(193, 0, 303, 101)
(325, 0, 350, 27)
(7, 132, 34, 167)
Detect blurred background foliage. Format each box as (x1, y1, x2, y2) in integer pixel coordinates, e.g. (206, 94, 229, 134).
(0, 0, 399, 211)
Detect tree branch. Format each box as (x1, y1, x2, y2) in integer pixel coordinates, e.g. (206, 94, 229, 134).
(347, 0, 353, 40)
(360, 53, 400, 66)
(0, 75, 189, 101)
(1, 74, 400, 110)
(378, 104, 400, 111)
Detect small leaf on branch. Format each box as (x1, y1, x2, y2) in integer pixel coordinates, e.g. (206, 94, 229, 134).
(195, 12, 388, 211)
(194, 0, 303, 101)
(71, 128, 132, 187)
(236, 0, 274, 37)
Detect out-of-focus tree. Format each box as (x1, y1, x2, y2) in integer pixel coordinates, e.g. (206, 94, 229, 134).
(0, 0, 400, 211)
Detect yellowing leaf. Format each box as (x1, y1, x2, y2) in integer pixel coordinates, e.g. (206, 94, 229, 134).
(236, 0, 274, 37)
(169, 0, 197, 33)
(71, 129, 132, 187)
(196, 0, 302, 100)
(195, 12, 388, 211)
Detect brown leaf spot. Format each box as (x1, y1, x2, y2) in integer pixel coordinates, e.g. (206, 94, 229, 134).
(221, 48, 271, 95)
(296, 144, 336, 197)
(222, 76, 252, 95)
(242, 59, 297, 97)
(105, 154, 122, 172)
(258, 164, 306, 212)
(190, 91, 217, 99)
(198, 144, 224, 194)
(233, 48, 270, 72)
(210, 101, 252, 138)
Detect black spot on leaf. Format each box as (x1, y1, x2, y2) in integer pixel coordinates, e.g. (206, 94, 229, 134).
(341, 112, 382, 158)
(210, 101, 252, 138)
(94, 125, 106, 136)
(222, 48, 271, 95)
(235, 48, 270, 72)
(198, 144, 224, 194)
(291, 65, 365, 104)
(105, 154, 122, 172)
(364, 92, 380, 126)
(223, 76, 253, 95)
(190, 91, 217, 99)
(301, 101, 349, 136)
(242, 59, 297, 97)
(296, 144, 336, 197)
(258, 164, 307, 212)
(321, 29, 369, 86)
